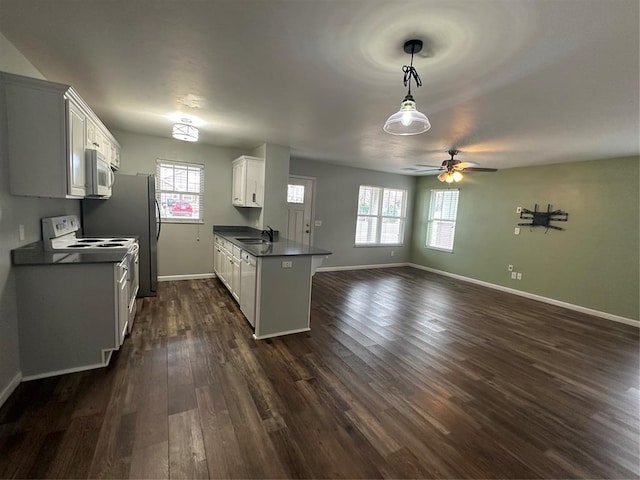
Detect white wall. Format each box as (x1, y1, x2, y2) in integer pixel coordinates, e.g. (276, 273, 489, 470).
(289, 157, 416, 267)
(0, 32, 80, 404)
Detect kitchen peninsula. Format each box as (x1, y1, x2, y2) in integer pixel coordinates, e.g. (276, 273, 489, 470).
(213, 226, 331, 339)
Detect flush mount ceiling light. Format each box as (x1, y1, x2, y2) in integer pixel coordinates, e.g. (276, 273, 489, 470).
(383, 39, 431, 135)
(172, 118, 199, 142)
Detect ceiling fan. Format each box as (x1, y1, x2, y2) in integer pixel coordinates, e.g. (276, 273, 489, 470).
(409, 149, 498, 183)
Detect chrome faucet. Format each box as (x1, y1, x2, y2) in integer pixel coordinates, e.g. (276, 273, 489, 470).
(263, 226, 274, 242)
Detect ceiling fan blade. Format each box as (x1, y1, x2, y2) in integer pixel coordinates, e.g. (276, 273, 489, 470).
(454, 161, 478, 169)
(461, 167, 498, 172)
(415, 164, 444, 168)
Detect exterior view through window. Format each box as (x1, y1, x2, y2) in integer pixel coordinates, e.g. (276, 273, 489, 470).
(426, 189, 459, 252)
(156, 160, 204, 223)
(355, 185, 407, 245)
(287, 184, 305, 204)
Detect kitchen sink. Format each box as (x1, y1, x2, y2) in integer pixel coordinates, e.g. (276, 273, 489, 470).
(236, 237, 271, 245)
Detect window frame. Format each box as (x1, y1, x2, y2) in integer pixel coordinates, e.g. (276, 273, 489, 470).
(426, 188, 460, 253)
(156, 159, 205, 224)
(354, 185, 408, 246)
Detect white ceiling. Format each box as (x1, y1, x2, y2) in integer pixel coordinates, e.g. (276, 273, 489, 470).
(0, 0, 638, 174)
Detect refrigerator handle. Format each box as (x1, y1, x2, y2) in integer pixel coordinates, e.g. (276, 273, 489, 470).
(155, 199, 162, 240)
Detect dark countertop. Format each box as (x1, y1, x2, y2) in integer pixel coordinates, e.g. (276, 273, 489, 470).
(12, 242, 128, 266)
(213, 226, 332, 257)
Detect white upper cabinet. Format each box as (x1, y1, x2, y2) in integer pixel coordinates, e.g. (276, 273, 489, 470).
(67, 102, 86, 197)
(2, 72, 121, 198)
(232, 155, 264, 207)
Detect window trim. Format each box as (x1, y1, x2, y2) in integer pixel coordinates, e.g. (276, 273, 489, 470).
(355, 185, 408, 246)
(426, 188, 459, 253)
(156, 159, 205, 224)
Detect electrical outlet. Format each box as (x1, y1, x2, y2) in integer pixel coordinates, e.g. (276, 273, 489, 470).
(517, 272, 522, 280)
(508, 264, 513, 271)
(516, 206, 522, 213)
(314, 220, 322, 227)
(511, 272, 517, 280)
(514, 227, 520, 235)
(281, 260, 293, 268)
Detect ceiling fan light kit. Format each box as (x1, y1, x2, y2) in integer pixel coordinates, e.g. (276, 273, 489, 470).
(384, 39, 431, 136)
(416, 149, 498, 182)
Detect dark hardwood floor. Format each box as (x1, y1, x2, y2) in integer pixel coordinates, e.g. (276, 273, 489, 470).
(0, 267, 638, 479)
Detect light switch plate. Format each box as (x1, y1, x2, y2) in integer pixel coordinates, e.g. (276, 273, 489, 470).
(511, 272, 517, 280)
(314, 220, 322, 227)
(282, 260, 293, 268)
(514, 227, 521, 235)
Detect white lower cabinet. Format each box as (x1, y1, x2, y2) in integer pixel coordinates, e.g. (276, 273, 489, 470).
(214, 236, 256, 326)
(14, 261, 127, 379)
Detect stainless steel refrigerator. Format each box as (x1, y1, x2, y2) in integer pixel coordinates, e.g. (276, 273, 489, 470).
(82, 174, 160, 297)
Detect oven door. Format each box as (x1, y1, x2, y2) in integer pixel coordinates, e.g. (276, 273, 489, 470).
(86, 149, 113, 198)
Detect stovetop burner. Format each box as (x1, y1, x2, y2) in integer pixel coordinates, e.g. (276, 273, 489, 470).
(77, 239, 103, 243)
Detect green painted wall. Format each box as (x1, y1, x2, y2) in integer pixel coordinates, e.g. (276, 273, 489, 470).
(411, 156, 639, 321)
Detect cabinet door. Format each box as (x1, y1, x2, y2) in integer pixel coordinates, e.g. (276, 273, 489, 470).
(232, 160, 246, 205)
(231, 257, 241, 301)
(67, 102, 86, 197)
(245, 160, 264, 207)
(214, 245, 222, 277)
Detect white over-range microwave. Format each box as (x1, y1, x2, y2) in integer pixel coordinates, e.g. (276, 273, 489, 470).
(85, 149, 113, 197)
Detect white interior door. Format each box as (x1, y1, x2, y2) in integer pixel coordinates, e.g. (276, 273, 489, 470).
(286, 177, 314, 246)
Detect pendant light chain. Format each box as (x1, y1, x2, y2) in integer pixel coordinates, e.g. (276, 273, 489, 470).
(402, 48, 422, 96)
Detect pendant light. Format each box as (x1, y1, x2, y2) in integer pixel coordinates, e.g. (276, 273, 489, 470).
(172, 118, 199, 142)
(383, 39, 431, 135)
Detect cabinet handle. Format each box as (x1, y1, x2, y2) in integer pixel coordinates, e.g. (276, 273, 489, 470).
(252, 193, 256, 203)
(93, 142, 100, 147)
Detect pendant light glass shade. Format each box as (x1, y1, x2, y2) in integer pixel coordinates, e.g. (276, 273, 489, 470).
(172, 123, 199, 142)
(383, 96, 431, 135)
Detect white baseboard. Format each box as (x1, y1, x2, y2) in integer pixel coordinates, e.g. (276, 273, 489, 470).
(0, 371, 22, 408)
(158, 273, 217, 282)
(21, 362, 110, 382)
(253, 327, 311, 340)
(408, 263, 639, 328)
(316, 262, 408, 272)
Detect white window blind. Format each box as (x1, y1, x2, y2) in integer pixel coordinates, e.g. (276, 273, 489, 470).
(355, 185, 407, 245)
(426, 189, 459, 252)
(156, 160, 204, 223)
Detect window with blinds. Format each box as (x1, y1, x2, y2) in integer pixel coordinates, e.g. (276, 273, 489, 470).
(426, 189, 459, 252)
(156, 160, 204, 223)
(355, 185, 407, 245)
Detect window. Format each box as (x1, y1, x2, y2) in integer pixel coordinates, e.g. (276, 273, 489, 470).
(287, 184, 305, 204)
(355, 185, 407, 245)
(426, 189, 459, 252)
(156, 160, 204, 223)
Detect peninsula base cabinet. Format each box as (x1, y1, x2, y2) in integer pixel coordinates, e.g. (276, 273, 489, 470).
(214, 236, 315, 339)
(253, 255, 313, 339)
